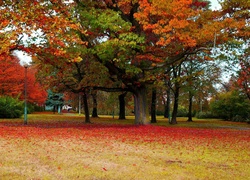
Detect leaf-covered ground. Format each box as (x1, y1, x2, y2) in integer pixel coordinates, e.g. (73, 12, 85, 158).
(0, 113, 250, 179)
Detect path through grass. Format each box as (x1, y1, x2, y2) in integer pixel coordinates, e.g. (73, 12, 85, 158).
(0, 113, 250, 179)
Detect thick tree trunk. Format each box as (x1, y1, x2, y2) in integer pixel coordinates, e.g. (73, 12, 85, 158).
(133, 85, 150, 125)
(164, 87, 171, 119)
(187, 91, 193, 122)
(170, 87, 180, 124)
(83, 90, 91, 123)
(91, 91, 98, 118)
(151, 89, 157, 123)
(118, 92, 127, 120)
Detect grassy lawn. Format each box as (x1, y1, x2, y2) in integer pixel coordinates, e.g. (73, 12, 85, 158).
(0, 113, 250, 179)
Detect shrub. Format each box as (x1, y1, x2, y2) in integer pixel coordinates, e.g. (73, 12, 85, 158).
(156, 110, 164, 116)
(210, 90, 250, 122)
(177, 106, 189, 117)
(196, 111, 218, 119)
(33, 104, 45, 112)
(232, 115, 245, 122)
(0, 96, 23, 118)
(27, 103, 35, 113)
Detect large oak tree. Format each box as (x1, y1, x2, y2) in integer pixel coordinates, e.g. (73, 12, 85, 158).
(1, 0, 248, 124)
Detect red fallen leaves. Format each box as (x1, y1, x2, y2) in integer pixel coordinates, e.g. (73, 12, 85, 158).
(0, 122, 250, 146)
(0, 119, 248, 180)
(102, 167, 107, 171)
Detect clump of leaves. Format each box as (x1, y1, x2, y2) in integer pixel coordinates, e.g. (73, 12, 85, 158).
(0, 96, 23, 118)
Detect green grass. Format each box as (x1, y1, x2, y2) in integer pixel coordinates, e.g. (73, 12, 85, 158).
(0, 113, 249, 179)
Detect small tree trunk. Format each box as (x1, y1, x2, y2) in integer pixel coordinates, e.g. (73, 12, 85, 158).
(187, 91, 193, 122)
(170, 87, 180, 124)
(58, 105, 61, 114)
(151, 89, 157, 123)
(133, 85, 150, 125)
(53, 105, 56, 114)
(91, 91, 98, 118)
(119, 92, 127, 120)
(83, 90, 90, 123)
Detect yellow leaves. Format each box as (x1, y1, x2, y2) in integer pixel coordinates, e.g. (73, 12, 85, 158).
(0, 30, 19, 55)
(151, 0, 171, 12)
(70, 23, 81, 31)
(53, 49, 66, 56)
(71, 56, 82, 63)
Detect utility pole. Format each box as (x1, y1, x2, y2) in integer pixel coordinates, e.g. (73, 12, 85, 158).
(24, 64, 28, 125)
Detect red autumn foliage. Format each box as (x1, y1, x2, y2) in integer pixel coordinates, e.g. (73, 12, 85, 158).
(190, 0, 209, 10)
(25, 67, 48, 105)
(0, 54, 23, 97)
(0, 54, 47, 104)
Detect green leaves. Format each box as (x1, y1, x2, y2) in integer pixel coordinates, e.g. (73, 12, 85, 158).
(45, 89, 64, 107)
(96, 10, 131, 32)
(119, 32, 145, 47)
(210, 90, 250, 121)
(0, 96, 23, 118)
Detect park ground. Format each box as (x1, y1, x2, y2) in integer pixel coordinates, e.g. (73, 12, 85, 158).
(0, 113, 250, 180)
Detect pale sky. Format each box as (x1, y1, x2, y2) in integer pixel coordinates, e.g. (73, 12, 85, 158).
(210, 0, 222, 10)
(15, 50, 32, 66)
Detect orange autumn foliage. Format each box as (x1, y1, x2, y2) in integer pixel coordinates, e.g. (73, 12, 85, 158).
(133, 0, 249, 55)
(134, 0, 198, 48)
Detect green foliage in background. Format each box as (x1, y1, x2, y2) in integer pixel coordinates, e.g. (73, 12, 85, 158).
(0, 96, 23, 118)
(210, 90, 250, 122)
